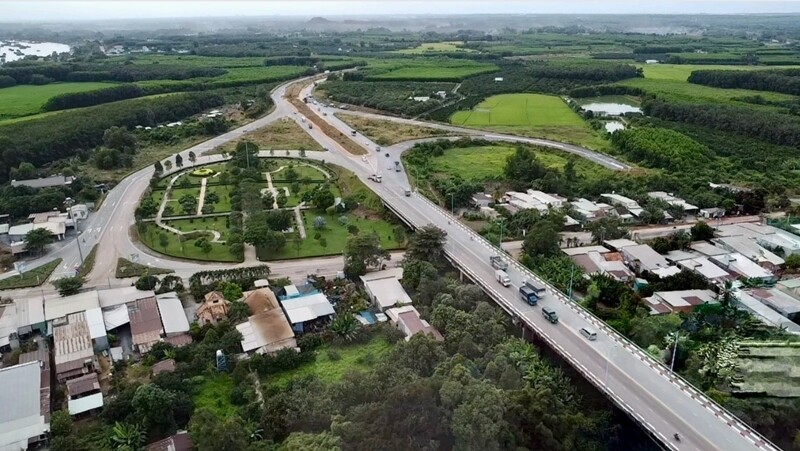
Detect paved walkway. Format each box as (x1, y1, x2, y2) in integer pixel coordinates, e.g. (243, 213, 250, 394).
(294, 203, 307, 239)
(196, 177, 208, 215)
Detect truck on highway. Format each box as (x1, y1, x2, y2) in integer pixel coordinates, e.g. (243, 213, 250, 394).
(541, 306, 559, 324)
(404, 189, 411, 197)
(522, 279, 547, 299)
(308, 123, 313, 130)
(495, 270, 511, 287)
(519, 286, 538, 306)
(368, 174, 382, 183)
(350, 130, 357, 137)
(394, 161, 401, 172)
(489, 255, 508, 271)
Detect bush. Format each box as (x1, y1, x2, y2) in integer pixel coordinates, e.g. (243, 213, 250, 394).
(298, 333, 328, 351)
(135, 275, 159, 290)
(327, 349, 342, 361)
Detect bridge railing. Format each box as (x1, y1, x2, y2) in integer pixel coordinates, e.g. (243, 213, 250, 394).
(411, 193, 777, 451)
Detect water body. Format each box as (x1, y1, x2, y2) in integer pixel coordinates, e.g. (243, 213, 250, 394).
(575, 95, 642, 115)
(0, 40, 70, 63)
(604, 121, 625, 133)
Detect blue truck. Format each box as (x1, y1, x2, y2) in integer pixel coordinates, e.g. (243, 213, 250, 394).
(518, 279, 547, 306)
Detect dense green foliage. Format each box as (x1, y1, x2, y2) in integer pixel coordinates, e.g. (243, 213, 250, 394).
(688, 68, 800, 97)
(611, 126, 712, 171)
(0, 92, 222, 182)
(42, 84, 146, 111)
(321, 80, 454, 116)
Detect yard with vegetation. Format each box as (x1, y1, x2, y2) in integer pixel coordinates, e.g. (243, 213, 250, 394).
(264, 337, 392, 388)
(138, 222, 240, 262)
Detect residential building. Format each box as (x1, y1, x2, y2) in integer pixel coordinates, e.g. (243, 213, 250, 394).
(0, 303, 17, 350)
(98, 286, 156, 309)
(619, 244, 678, 275)
(0, 362, 49, 450)
(470, 192, 494, 208)
(663, 249, 701, 264)
(45, 290, 101, 322)
(156, 292, 191, 338)
(196, 291, 229, 325)
(676, 257, 734, 284)
(570, 251, 634, 282)
(8, 221, 66, 242)
(601, 193, 643, 217)
(66, 373, 103, 416)
(747, 288, 800, 321)
(735, 291, 800, 334)
(699, 207, 725, 219)
(128, 297, 163, 354)
(53, 313, 96, 382)
(280, 289, 335, 334)
(603, 238, 638, 251)
(570, 198, 613, 220)
(690, 241, 730, 257)
(236, 288, 296, 355)
(14, 296, 46, 338)
(385, 306, 443, 341)
(360, 268, 413, 310)
(146, 431, 194, 451)
(777, 278, 800, 298)
(713, 236, 784, 271)
(644, 289, 717, 314)
(561, 245, 611, 256)
(717, 223, 800, 256)
(647, 192, 698, 214)
(11, 174, 74, 189)
(84, 308, 108, 352)
(710, 253, 777, 283)
(503, 190, 565, 214)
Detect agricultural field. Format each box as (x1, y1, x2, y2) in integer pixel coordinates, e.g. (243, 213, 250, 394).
(424, 144, 608, 181)
(450, 93, 610, 150)
(634, 63, 798, 82)
(217, 119, 324, 153)
(397, 41, 475, 54)
(616, 77, 797, 104)
(363, 58, 498, 81)
(0, 82, 116, 120)
(334, 113, 451, 145)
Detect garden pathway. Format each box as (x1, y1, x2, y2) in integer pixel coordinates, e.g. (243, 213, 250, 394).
(263, 171, 280, 209)
(155, 172, 184, 233)
(196, 177, 208, 216)
(294, 202, 307, 239)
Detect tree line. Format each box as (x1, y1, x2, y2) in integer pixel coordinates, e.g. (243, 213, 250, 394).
(688, 68, 800, 96)
(42, 84, 146, 111)
(0, 92, 223, 183)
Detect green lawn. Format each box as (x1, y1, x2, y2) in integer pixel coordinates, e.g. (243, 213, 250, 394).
(139, 223, 240, 262)
(450, 93, 610, 150)
(427, 144, 606, 181)
(203, 184, 233, 213)
(166, 217, 230, 237)
(0, 259, 62, 290)
(269, 161, 330, 182)
(0, 82, 117, 119)
(265, 338, 392, 388)
(194, 374, 237, 419)
(257, 209, 404, 260)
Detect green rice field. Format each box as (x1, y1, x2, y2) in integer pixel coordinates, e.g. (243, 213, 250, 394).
(0, 82, 116, 119)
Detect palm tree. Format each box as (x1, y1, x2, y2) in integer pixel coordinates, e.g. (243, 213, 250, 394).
(110, 422, 144, 451)
(330, 314, 359, 341)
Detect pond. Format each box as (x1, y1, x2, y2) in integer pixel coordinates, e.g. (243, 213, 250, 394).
(574, 95, 642, 116)
(0, 40, 70, 63)
(605, 121, 625, 133)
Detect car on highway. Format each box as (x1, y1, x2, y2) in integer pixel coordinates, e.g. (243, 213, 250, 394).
(385, 153, 389, 157)
(580, 327, 597, 341)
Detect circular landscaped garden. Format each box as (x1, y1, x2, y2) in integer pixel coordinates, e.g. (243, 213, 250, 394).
(191, 168, 216, 177)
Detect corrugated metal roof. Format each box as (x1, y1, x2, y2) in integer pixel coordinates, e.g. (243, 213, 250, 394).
(156, 293, 190, 334)
(84, 308, 106, 340)
(67, 373, 100, 397)
(14, 296, 45, 328)
(68, 392, 103, 415)
(103, 304, 130, 330)
(0, 362, 47, 450)
(45, 290, 100, 321)
(53, 313, 93, 366)
(237, 309, 295, 353)
(128, 297, 163, 349)
(363, 277, 412, 309)
(98, 286, 155, 309)
(281, 292, 334, 324)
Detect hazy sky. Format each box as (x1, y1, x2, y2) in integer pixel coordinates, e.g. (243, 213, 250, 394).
(5, 1, 800, 22)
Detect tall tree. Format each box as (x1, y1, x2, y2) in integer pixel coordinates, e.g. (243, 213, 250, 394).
(407, 225, 447, 263)
(189, 408, 250, 451)
(175, 154, 184, 168)
(344, 232, 390, 277)
(110, 421, 145, 451)
(188, 151, 197, 166)
(24, 228, 54, 255)
(522, 220, 561, 258)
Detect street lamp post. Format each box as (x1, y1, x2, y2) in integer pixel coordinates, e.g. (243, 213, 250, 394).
(450, 193, 454, 216)
(670, 330, 680, 373)
(64, 197, 84, 265)
(498, 218, 505, 251)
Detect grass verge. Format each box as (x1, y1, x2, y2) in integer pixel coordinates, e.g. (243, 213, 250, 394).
(77, 245, 98, 278)
(216, 119, 324, 153)
(335, 113, 452, 145)
(115, 257, 174, 278)
(0, 259, 62, 290)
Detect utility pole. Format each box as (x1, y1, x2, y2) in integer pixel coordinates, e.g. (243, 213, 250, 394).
(568, 264, 575, 301)
(245, 141, 251, 169)
(450, 193, 454, 216)
(64, 197, 84, 265)
(498, 218, 505, 251)
(670, 330, 680, 373)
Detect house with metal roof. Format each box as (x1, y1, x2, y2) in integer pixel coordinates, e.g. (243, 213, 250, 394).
(53, 312, 96, 382)
(280, 291, 335, 333)
(45, 290, 100, 322)
(385, 306, 443, 341)
(84, 308, 108, 352)
(128, 297, 163, 354)
(98, 286, 156, 309)
(647, 191, 698, 214)
(644, 290, 717, 315)
(156, 292, 191, 337)
(66, 373, 103, 416)
(619, 244, 678, 276)
(11, 174, 74, 189)
(236, 288, 296, 354)
(676, 256, 735, 284)
(747, 288, 800, 321)
(713, 236, 784, 271)
(19, 346, 51, 425)
(0, 362, 49, 450)
(710, 253, 777, 283)
(360, 268, 413, 311)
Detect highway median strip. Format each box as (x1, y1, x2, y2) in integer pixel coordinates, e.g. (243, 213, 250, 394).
(0, 258, 62, 290)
